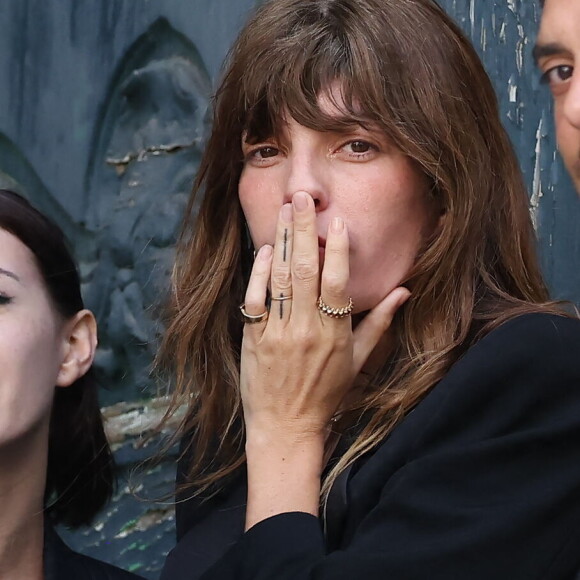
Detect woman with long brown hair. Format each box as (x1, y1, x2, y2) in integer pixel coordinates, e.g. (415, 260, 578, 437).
(159, 0, 580, 578)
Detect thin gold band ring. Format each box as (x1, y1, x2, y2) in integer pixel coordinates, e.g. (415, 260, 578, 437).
(270, 294, 293, 302)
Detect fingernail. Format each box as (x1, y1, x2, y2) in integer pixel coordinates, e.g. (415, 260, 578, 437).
(258, 244, 273, 260)
(331, 217, 344, 234)
(293, 191, 309, 212)
(280, 203, 293, 223)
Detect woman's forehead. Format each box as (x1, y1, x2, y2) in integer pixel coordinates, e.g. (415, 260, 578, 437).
(0, 228, 41, 286)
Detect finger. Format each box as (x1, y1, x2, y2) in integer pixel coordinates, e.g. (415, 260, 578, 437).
(269, 203, 294, 323)
(319, 217, 350, 326)
(242, 244, 273, 331)
(352, 287, 410, 373)
(290, 191, 319, 322)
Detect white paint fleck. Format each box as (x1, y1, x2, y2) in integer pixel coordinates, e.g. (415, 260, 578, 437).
(114, 507, 175, 539)
(499, 22, 507, 43)
(515, 25, 525, 72)
(470, 0, 475, 36)
(508, 74, 518, 103)
(530, 118, 544, 232)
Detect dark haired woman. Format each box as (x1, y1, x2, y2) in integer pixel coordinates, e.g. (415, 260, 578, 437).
(159, 0, 580, 578)
(0, 189, 141, 579)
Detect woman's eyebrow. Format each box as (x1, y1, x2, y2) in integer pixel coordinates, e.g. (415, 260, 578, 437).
(0, 267, 20, 282)
(533, 42, 570, 65)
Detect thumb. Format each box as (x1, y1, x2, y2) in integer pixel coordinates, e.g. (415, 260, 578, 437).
(352, 287, 410, 374)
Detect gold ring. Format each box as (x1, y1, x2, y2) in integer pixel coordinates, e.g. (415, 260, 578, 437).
(317, 296, 353, 319)
(270, 294, 293, 302)
(239, 304, 268, 324)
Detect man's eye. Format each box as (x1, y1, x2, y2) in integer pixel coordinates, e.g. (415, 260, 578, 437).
(541, 65, 574, 86)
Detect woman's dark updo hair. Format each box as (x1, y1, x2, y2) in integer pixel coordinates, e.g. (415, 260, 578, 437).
(0, 189, 114, 527)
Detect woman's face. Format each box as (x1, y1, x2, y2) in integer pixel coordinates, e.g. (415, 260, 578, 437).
(0, 228, 66, 449)
(239, 94, 436, 313)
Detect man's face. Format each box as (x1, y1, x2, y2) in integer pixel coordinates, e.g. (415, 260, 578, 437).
(536, 0, 580, 194)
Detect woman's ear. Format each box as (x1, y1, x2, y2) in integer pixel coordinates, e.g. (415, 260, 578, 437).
(56, 309, 98, 388)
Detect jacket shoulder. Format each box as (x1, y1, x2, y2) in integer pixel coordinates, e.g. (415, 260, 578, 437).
(477, 311, 580, 350)
(454, 312, 580, 381)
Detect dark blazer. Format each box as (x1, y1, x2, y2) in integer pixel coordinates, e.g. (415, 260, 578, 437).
(45, 524, 142, 580)
(161, 313, 580, 580)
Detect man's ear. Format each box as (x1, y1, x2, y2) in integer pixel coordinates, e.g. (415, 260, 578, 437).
(56, 309, 98, 388)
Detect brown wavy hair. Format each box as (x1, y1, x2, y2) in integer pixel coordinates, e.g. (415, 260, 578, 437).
(158, 0, 561, 500)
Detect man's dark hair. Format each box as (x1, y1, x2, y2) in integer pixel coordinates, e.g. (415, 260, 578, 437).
(0, 189, 115, 527)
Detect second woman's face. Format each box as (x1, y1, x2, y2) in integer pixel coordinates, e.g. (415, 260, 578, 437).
(0, 228, 65, 449)
(239, 96, 436, 313)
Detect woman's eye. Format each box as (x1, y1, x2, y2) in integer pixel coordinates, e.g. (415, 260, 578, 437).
(252, 146, 279, 159)
(341, 140, 377, 157)
(541, 65, 574, 87)
(350, 141, 371, 153)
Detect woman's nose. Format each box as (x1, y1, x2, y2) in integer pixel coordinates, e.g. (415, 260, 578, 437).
(282, 153, 328, 210)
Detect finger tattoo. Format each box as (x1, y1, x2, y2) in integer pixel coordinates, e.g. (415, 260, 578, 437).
(283, 229, 288, 262)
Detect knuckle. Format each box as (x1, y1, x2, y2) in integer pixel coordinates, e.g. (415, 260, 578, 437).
(325, 244, 344, 257)
(322, 272, 347, 297)
(333, 333, 351, 351)
(293, 219, 312, 233)
(292, 258, 318, 282)
(294, 327, 316, 348)
(271, 265, 292, 290)
(260, 336, 277, 355)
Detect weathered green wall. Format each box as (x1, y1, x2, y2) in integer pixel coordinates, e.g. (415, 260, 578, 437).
(0, 1, 578, 578)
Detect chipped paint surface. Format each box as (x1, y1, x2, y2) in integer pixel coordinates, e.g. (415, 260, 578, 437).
(103, 397, 187, 447)
(530, 117, 545, 232)
(0, 1, 579, 579)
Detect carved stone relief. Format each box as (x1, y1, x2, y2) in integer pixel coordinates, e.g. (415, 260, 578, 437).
(84, 18, 211, 397)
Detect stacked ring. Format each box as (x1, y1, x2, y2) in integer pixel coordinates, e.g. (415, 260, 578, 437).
(270, 294, 293, 302)
(317, 296, 354, 319)
(239, 304, 268, 324)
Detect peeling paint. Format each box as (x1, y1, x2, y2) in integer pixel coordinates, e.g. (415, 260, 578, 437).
(508, 74, 518, 103)
(530, 118, 544, 232)
(103, 397, 187, 447)
(515, 27, 524, 73)
(499, 21, 507, 44)
(469, 0, 475, 36)
(105, 138, 202, 173)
